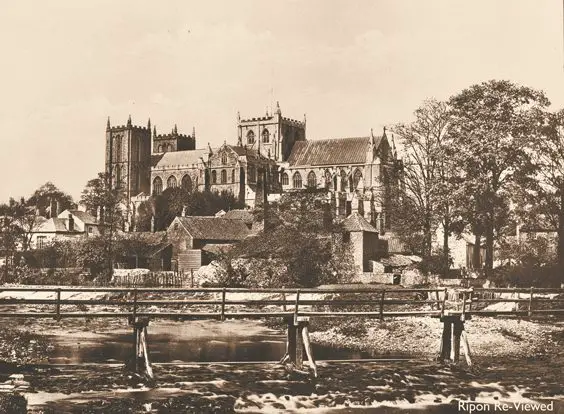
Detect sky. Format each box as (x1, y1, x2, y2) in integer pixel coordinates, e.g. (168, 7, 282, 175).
(0, 0, 563, 203)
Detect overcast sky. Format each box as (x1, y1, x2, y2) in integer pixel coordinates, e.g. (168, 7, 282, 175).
(0, 0, 563, 203)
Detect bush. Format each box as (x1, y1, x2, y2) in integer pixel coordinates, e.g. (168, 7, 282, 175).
(491, 263, 563, 288)
(417, 248, 453, 275)
(0, 394, 27, 414)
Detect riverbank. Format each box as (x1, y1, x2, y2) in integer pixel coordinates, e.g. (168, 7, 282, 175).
(309, 316, 563, 360)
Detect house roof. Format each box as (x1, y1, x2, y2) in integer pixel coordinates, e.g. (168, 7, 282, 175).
(342, 212, 378, 233)
(222, 209, 255, 225)
(67, 210, 98, 225)
(287, 136, 383, 167)
(151, 149, 209, 169)
(175, 216, 251, 241)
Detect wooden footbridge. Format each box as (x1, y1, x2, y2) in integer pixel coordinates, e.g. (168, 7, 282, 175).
(0, 286, 562, 379)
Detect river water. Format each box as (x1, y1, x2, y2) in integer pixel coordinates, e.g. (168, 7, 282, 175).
(4, 319, 562, 413)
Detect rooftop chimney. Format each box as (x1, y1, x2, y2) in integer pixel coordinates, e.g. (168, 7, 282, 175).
(68, 213, 74, 232)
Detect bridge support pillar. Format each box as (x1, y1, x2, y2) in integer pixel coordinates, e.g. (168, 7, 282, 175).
(439, 315, 472, 366)
(127, 316, 154, 380)
(280, 316, 318, 377)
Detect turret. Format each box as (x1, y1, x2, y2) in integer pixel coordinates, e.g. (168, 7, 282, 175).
(153, 126, 157, 138)
(147, 118, 151, 130)
(127, 115, 132, 128)
(106, 117, 111, 131)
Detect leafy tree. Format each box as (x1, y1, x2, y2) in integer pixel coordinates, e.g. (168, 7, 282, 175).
(392, 99, 454, 259)
(0, 201, 20, 282)
(448, 80, 549, 277)
(27, 182, 75, 218)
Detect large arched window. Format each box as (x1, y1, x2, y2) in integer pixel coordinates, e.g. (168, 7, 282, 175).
(181, 174, 192, 192)
(307, 171, 317, 188)
(340, 170, 348, 191)
(115, 136, 122, 162)
(221, 169, 227, 184)
(353, 169, 363, 190)
(153, 176, 163, 195)
(262, 128, 270, 143)
(212, 170, 217, 184)
(281, 172, 289, 186)
(325, 170, 332, 189)
(167, 175, 177, 189)
(247, 130, 255, 145)
(293, 172, 303, 189)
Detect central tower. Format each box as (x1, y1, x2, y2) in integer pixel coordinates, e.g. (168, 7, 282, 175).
(236, 102, 306, 161)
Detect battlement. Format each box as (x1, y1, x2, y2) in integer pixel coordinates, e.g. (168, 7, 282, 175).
(240, 116, 275, 123)
(282, 117, 306, 127)
(109, 125, 150, 132)
(154, 133, 194, 141)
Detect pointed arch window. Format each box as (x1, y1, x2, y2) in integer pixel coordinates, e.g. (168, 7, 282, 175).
(153, 176, 163, 195)
(231, 169, 236, 183)
(247, 130, 255, 145)
(167, 175, 177, 189)
(340, 170, 348, 192)
(181, 174, 192, 192)
(221, 169, 227, 184)
(157, 144, 163, 153)
(293, 172, 303, 189)
(307, 171, 317, 188)
(353, 169, 363, 190)
(325, 170, 332, 189)
(212, 170, 217, 184)
(281, 172, 289, 186)
(115, 136, 122, 162)
(262, 128, 270, 143)
(221, 153, 228, 164)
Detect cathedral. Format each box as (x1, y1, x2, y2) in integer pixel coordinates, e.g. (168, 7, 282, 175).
(105, 103, 399, 233)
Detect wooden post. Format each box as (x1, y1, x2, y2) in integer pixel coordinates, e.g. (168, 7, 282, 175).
(287, 316, 303, 368)
(439, 318, 452, 362)
(452, 319, 463, 363)
(128, 316, 153, 380)
(300, 317, 317, 378)
(441, 288, 447, 317)
(294, 289, 300, 324)
(221, 288, 226, 321)
(528, 287, 534, 317)
(461, 330, 473, 367)
(132, 288, 138, 321)
(282, 292, 287, 312)
(55, 288, 61, 321)
(461, 291, 467, 322)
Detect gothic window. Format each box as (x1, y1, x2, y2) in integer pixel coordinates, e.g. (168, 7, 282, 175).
(340, 170, 348, 192)
(307, 171, 317, 188)
(115, 165, 122, 187)
(248, 166, 256, 182)
(131, 166, 138, 192)
(325, 170, 331, 189)
(181, 174, 192, 192)
(221, 169, 227, 184)
(212, 170, 217, 184)
(157, 144, 163, 153)
(167, 175, 177, 189)
(231, 169, 236, 183)
(221, 152, 228, 164)
(353, 169, 363, 190)
(262, 128, 270, 143)
(115, 136, 122, 162)
(293, 172, 302, 189)
(153, 176, 163, 195)
(281, 172, 289, 186)
(247, 130, 255, 145)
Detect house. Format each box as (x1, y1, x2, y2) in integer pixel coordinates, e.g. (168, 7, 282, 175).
(30, 210, 102, 249)
(342, 212, 387, 272)
(167, 216, 251, 271)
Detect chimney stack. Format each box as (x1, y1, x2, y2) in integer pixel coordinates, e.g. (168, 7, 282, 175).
(68, 213, 75, 232)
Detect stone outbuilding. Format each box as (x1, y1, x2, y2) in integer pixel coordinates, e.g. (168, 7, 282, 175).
(342, 212, 387, 273)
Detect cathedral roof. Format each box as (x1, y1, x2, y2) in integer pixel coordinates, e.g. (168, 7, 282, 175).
(174, 216, 251, 241)
(287, 136, 383, 166)
(151, 149, 208, 169)
(342, 212, 379, 233)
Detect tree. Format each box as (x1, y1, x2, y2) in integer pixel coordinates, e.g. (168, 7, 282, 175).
(448, 80, 550, 277)
(520, 108, 564, 270)
(27, 182, 75, 218)
(392, 99, 454, 261)
(11, 198, 44, 251)
(0, 201, 20, 282)
(80, 172, 126, 280)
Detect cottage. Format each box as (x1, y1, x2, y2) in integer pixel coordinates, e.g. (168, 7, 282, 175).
(30, 210, 102, 249)
(342, 212, 386, 272)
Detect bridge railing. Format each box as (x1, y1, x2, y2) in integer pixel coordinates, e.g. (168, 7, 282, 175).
(0, 286, 448, 320)
(0, 286, 562, 320)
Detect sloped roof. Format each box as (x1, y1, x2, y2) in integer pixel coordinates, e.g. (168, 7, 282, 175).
(227, 145, 265, 160)
(222, 209, 254, 225)
(68, 210, 98, 225)
(152, 149, 209, 169)
(176, 216, 251, 241)
(342, 212, 378, 233)
(287, 136, 383, 166)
